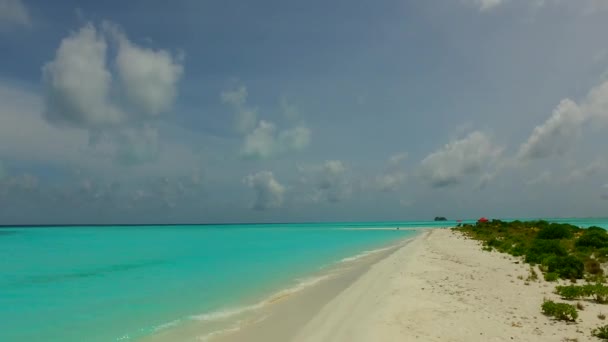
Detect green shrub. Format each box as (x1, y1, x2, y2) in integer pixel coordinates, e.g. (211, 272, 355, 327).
(526, 267, 539, 281)
(576, 229, 608, 249)
(592, 324, 608, 339)
(525, 239, 568, 264)
(547, 255, 584, 279)
(585, 283, 608, 303)
(537, 224, 574, 240)
(556, 284, 608, 303)
(545, 272, 559, 282)
(586, 259, 604, 275)
(541, 300, 578, 321)
(556, 285, 585, 300)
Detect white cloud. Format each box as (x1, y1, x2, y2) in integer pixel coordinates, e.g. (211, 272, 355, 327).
(583, 80, 608, 123)
(43, 22, 184, 128)
(43, 24, 124, 127)
(112, 26, 183, 117)
(0, 82, 200, 181)
(221, 85, 257, 133)
(241, 120, 277, 159)
(517, 99, 584, 161)
(0, 0, 30, 29)
(240, 120, 312, 159)
(420, 131, 502, 188)
(244, 171, 285, 210)
(222, 84, 311, 159)
(517, 79, 608, 162)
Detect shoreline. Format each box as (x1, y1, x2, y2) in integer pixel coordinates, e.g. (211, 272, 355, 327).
(147, 228, 604, 341)
(143, 234, 419, 342)
(293, 229, 605, 341)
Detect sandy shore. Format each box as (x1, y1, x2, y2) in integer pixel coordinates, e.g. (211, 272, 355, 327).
(294, 229, 605, 341)
(150, 229, 608, 341)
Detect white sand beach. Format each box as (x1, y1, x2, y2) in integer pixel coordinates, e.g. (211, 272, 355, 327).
(293, 229, 604, 342)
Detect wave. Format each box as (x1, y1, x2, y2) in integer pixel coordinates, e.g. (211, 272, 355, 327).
(191, 273, 332, 324)
(339, 246, 394, 263)
(195, 314, 269, 342)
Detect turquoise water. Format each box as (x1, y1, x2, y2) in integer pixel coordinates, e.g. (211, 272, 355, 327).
(1, 219, 606, 342)
(0, 223, 421, 342)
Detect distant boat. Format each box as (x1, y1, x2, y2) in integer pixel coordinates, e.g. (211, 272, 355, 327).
(477, 217, 489, 223)
(434, 216, 447, 221)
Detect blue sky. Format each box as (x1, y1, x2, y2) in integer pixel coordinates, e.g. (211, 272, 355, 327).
(1, 0, 608, 224)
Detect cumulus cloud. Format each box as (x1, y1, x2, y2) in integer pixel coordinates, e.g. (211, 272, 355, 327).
(517, 99, 584, 161)
(420, 131, 502, 188)
(111, 26, 183, 117)
(241, 120, 277, 159)
(43, 24, 123, 127)
(244, 171, 285, 210)
(222, 84, 311, 159)
(0, 82, 200, 181)
(43, 22, 183, 128)
(517, 79, 608, 162)
(583, 80, 608, 123)
(0, 0, 30, 29)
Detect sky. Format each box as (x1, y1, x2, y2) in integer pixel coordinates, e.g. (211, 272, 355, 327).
(1, 0, 608, 224)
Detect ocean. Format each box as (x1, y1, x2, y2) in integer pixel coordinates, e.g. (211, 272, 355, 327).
(1, 219, 606, 341)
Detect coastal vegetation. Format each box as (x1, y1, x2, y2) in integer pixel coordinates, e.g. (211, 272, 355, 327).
(455, 220, 608, 338)
(455, 220, 608, 281)
(541, 300, 578, 322)
(593, 325, 608, 339)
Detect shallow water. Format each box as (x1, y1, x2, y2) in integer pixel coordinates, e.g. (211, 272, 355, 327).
(0, 223, 418, 341)
(1, 218, 606, 341)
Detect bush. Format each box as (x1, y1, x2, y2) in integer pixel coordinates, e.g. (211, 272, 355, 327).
(525, 239, 568, 264)
(586, 259, 604, 275)
(547, 255, 584, 279)
(555, 284, 608, 303)
(541, 300, 578, 321)
(576, 229, 608, 249)
(556, 285, 585, 300)
(537, 224, 574, 240)
(592, 325, 608, 339)
(586, 283, 608, 303)
(545, 272, 559, 282)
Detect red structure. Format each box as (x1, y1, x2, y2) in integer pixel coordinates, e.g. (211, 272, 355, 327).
(477, 217, 489, 223)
